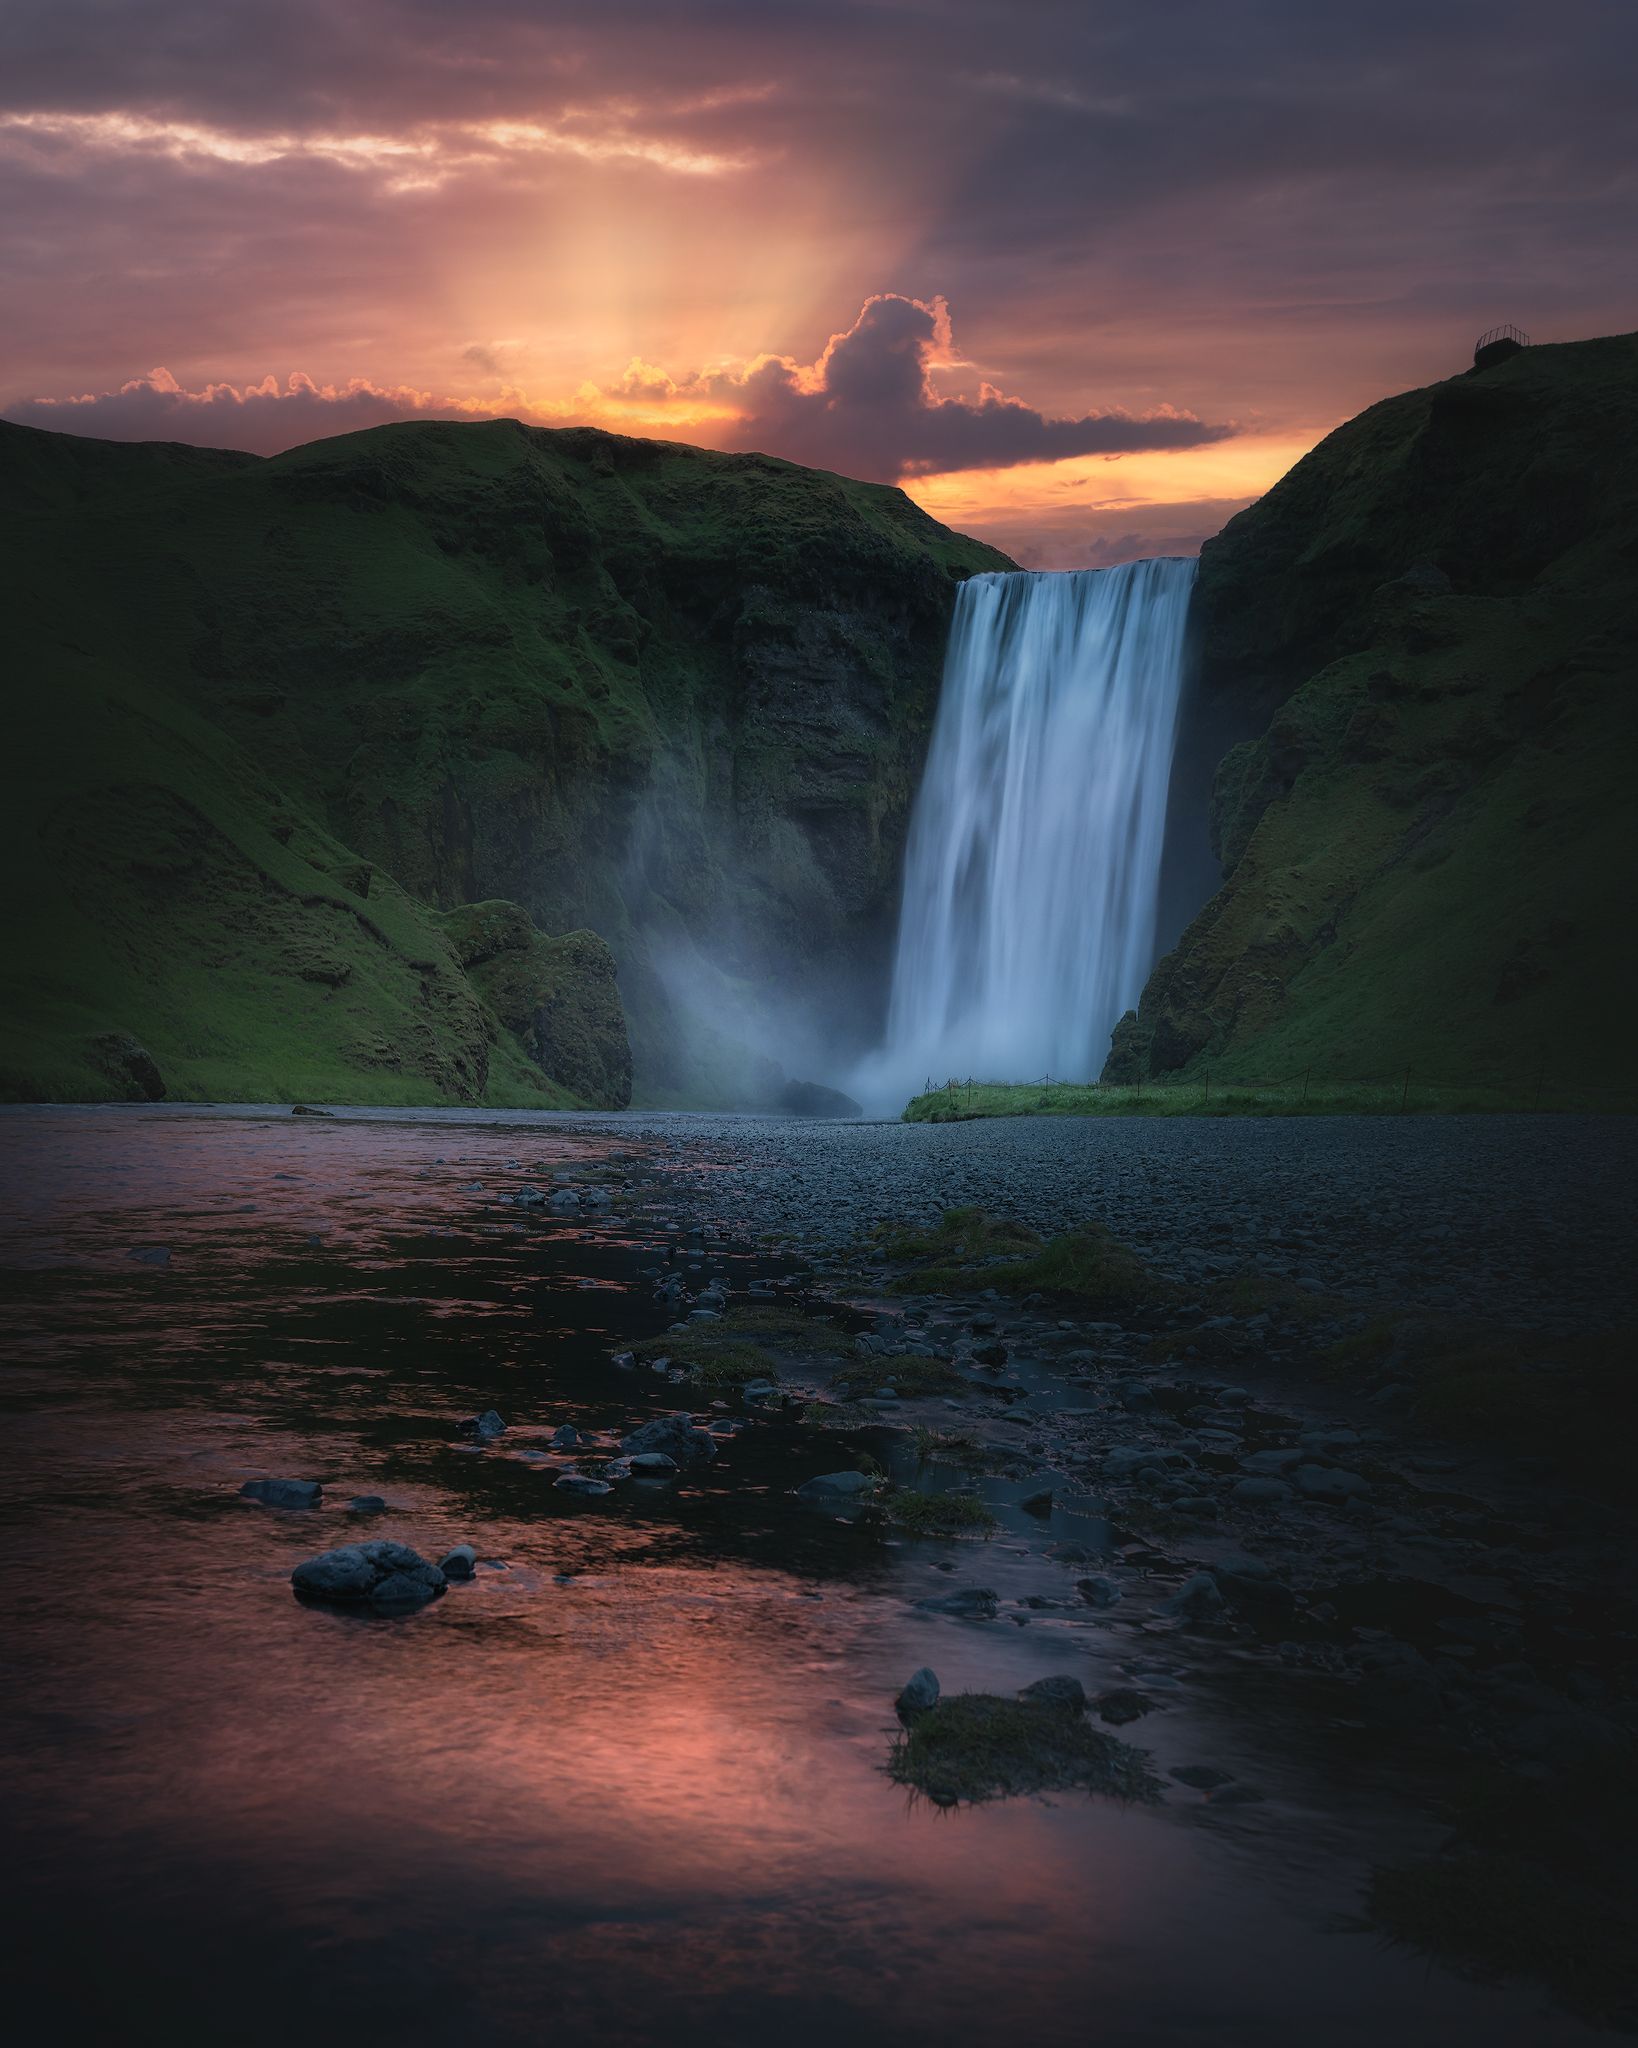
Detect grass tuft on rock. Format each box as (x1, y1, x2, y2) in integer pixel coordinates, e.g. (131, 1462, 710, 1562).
(632, 1330, 780, 1388)
(833, 1354, 966, 1400)
(882, 1488, 997, 1536)
(889, 1692, 1161, 1807)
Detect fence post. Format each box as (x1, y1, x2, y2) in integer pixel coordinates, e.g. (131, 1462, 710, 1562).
(1204, 1071, 1210, 1106)
(1400, 1064, 1412, 1113)
(1301, 1064, 1311, 1107)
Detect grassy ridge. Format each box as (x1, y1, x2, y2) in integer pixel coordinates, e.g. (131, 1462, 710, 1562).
(903, 1076, 1634, 1120)
(1122, 333, 1638, 1096)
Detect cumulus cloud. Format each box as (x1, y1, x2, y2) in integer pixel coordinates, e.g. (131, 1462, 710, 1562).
(619, 294, 1233, 482)
(2, 366, 501, 453)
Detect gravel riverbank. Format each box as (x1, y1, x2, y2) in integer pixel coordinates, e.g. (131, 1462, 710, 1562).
(588, 1110, 1637, 1331)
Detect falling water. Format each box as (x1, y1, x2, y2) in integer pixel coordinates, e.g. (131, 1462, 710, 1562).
(870, 557, 1196, 1096)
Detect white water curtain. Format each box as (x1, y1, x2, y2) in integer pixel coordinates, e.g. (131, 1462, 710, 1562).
(872, 557, 1196, 1094)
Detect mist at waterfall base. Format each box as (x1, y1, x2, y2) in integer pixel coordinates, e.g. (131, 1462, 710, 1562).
(854, 558, 1197, 1112)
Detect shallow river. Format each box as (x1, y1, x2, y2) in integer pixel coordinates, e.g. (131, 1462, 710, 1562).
(0, 1107, 1599, 2045)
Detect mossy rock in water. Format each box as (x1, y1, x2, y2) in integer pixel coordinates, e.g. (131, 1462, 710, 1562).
(882, 1488, 997, 1535)
(890, 1692, 1161, 1807)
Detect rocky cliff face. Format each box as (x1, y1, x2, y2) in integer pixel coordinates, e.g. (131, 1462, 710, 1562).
(1, 416, 1005, 1105)
(1110, 332, 1638, 1092)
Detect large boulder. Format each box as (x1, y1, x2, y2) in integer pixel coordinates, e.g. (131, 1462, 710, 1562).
(291, 1540, 447, 1610)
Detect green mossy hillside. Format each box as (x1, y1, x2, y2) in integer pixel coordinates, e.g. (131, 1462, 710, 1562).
(1115, 334, 1638, 1092)
(1, 415, 1008, 1102)
(0, 652, 603, 1105)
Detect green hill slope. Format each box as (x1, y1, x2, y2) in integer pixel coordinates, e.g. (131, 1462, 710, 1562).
(1109, 333, 1638, 1096)
(1, 417, 1005, 1105)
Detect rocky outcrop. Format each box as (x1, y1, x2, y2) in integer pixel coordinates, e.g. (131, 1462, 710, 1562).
(437, 900, 632, 1109)
(1113, 333, 1638, 1090)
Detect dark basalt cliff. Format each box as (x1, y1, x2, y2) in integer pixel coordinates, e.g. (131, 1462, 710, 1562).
(0, 416, 1007, 1106)
(1111, 332, 1638, 1092)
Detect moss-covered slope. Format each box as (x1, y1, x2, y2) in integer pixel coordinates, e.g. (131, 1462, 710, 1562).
(1, 415, 1007, 1102)
(1111, 333, 1638, 1092)
(1, 416, 1006, 1104)
(0, 645, 614, 1106)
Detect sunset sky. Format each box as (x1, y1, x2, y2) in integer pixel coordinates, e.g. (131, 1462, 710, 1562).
(2, 0, 1631, 564)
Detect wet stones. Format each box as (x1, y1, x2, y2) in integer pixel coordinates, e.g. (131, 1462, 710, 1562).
(1295, 1464, 1371, 1501)
(1076, 1574, 1123, 1609)
(795, 1470, 876, 1501)
(622, 1413, 717, 1467)
(461, 1410, 507, 1441)
(1233, 1477, 1294, 1504)
(1094, 1687, 1154, 1725)
(1020, 1675, 1087, 1712)
(291, 1540, 446, 1610)
(1103, 1445, 1192, 1482)
(439, 1544, 477, 1581)
(896, 1667, 941, 1722)
(240, 1478, 322, 1509)
(916, 1587, 999, 1619)
(554, 1474, 613, 1496)
(1238, 1447, 1306, 1475)
(1165, 1572, 1226, 1621)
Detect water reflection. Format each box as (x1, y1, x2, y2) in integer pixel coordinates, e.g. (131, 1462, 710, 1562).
(0, 1109, 1592, 2045)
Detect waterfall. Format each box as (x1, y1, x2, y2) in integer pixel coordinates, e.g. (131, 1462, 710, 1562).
(868, 557, 1196, 1098)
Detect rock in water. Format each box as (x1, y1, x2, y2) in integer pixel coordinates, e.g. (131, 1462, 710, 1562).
(1166, 1571, 1226, 1621)
(896, 1668, 941, 1722)
(795, 1470, 876, 1500)
(291, 1541, 446, 1610)
(240, 1477, 322, 1509)
(439, 1545, 478, 1580)
(1095, 1687, 1154, 1725)
(1076, 1574, 1123, 1609)
(915, 1587, 999, 1619)
(462, 1410, 506, 1440)
(621, 1414, 717, 1467)
(1020, 1675, 1088, 1712)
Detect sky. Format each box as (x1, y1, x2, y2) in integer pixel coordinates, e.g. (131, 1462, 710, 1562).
(1, 0, 1632, 565)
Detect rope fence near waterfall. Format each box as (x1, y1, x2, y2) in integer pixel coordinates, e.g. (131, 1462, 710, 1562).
(907, 1065, 1638, 1122)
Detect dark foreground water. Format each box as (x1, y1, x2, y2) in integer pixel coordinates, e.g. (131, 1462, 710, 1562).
(0, 1107, 1605, 2046)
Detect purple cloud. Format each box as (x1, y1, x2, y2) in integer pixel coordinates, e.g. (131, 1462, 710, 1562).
(2, 366, 494, 452)
(691, 294, 1233, 482)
